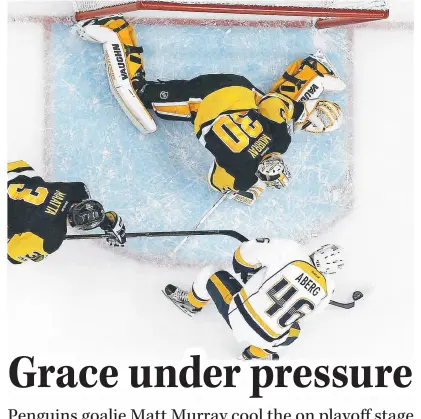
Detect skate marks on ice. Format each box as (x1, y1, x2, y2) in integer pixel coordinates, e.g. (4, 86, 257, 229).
(49, 22, 353, 263)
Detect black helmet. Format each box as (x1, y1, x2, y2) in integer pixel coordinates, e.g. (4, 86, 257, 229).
(68, 199, 105, 231)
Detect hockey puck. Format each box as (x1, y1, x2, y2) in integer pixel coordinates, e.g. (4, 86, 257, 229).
(352, 291, 364, 301)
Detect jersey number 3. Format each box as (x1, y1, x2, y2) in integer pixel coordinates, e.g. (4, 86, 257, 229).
(213, 113, 263, 153)
(8, 184, 48, 206)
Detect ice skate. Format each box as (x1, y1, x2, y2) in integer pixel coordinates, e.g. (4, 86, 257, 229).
(163, 284, 202, 317)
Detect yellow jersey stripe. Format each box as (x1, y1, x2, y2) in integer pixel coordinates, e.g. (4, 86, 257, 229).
(240, 289, 280, 338)
(210, 274, 233, 304)
(292, 261, 327, 292)
(208, 162, 237, 193)
(194, 86, 257, 135)
(7, 160, 31, 173)
(7, 232, 47, 263)
(234, 247, 259, 269)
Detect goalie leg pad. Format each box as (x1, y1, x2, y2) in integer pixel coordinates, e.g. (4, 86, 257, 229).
(103, 41, 156, 133)
(74, 16, 155, 133)
(269, 50, 346, 102)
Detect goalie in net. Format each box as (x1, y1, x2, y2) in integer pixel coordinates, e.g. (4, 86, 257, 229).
(75, 15, 346, 205)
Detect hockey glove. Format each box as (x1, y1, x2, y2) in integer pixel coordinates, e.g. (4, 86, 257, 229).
(100, 211, 126, 246)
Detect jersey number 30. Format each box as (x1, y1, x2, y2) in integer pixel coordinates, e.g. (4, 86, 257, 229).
(213, 113, 263, 153)
(8, 184, 48, 206)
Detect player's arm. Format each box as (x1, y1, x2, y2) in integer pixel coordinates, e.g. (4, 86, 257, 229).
(312, 275, 336, 314)
(7, 160, 44, 185)
(232, 238, 272, 282)
(7, 232, 50, 264)
(257, 93, 303, 153)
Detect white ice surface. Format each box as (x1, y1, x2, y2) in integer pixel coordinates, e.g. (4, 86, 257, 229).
(7, 0, 413, 378)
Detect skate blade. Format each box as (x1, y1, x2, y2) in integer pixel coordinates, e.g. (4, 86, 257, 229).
(162, 290, 193, 317)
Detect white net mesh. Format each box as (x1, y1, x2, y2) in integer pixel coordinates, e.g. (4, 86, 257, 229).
(73, 0, 388, 14)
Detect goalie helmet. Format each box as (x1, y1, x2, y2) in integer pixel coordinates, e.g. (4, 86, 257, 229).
(68, 199, 105, 231)
(256, 153, 290, 189)
(311, 244, 344, 275)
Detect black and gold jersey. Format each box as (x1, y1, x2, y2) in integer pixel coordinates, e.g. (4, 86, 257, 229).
(193, 86, 303, 192)
(7, 161, 90, 264)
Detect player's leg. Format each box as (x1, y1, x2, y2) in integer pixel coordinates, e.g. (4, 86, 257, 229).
(203, 270, 243, 326)
(163, 266, 243, 323)
(241, 346, 280, 361)
(269, 50, 346, 102)
(74, 15, 156, 133)
(240, 322, 301, 360)
(138, 74, 263, 122)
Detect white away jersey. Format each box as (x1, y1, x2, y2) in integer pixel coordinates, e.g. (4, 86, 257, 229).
(228, 238, 334, 349)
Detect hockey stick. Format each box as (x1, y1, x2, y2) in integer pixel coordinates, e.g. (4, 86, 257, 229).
(329, 291, 364, 309)
(66, 215, 362, 309)
(169, 192, 231, 255)
(65, 229, 248, 243)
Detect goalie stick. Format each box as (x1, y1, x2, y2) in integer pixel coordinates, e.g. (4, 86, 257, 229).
(169, 192, 231, 255)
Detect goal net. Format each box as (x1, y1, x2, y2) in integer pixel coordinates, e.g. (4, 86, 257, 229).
(73, 0, 389, 29)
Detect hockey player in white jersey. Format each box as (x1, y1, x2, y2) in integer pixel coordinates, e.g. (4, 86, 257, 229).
(164, 238, 344, 360)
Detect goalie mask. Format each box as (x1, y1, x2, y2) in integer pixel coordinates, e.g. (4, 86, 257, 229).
(68, 199, 105, 231)
(257, 153, 291, 189)
(310, 244, 344, 275)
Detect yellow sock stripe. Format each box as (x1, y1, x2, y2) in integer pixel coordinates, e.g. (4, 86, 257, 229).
(187, 290, 208, 308)
(240, 290, 280, 338)
(210, 274, 233, 304)
(249, 346, 270, 358)
(7, 160, 31, 173)
(234, 248, 259, 269)
(289, 327, 301, 338)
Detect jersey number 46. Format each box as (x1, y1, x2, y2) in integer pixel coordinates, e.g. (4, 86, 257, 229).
(265, 278, 315, 327)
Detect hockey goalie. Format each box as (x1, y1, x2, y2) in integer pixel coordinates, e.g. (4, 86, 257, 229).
(163, 238, 344, 360)
(75, 16, 345, 206)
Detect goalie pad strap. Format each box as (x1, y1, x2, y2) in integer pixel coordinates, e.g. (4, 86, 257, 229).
(281, 71, 306, 91)
(112, 21, 130, 33)
(130, 55, 143, 65)
(125, 45, 144, 55)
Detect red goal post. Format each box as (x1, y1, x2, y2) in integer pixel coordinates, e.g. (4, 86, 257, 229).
(73, 0, 389, 29)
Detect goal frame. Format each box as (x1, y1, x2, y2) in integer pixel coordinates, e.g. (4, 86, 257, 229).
(74, 1, 390, 29)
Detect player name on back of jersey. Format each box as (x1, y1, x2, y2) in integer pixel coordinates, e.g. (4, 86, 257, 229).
(295, 272, 323, 296)
(44, 190, 67, 216)
(248, 134, 271, 159)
